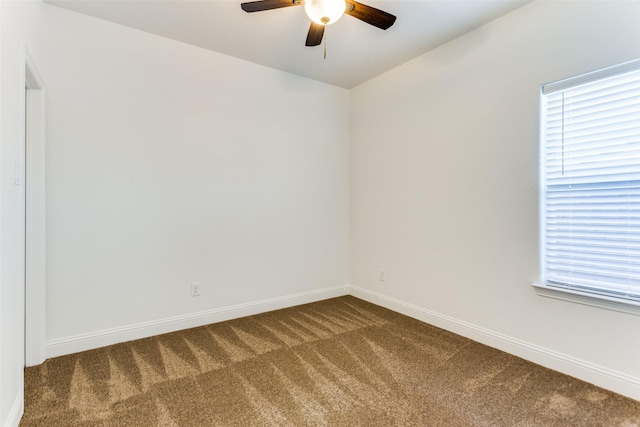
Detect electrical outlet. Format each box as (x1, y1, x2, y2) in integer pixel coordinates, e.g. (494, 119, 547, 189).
(379, 269, 385, 281)
(191, 282, 200, 297)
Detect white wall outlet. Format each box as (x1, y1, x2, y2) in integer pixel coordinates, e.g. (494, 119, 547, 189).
(191, 282, 200, 297)
(379, 269, 385, 281)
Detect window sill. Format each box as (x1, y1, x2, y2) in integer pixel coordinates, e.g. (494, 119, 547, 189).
(532, 283, 640, 316)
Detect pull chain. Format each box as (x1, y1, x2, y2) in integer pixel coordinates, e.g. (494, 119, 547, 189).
(324, 29, 327, 59)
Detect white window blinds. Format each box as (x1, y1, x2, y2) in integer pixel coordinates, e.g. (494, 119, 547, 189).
(541, 59, 640, 302)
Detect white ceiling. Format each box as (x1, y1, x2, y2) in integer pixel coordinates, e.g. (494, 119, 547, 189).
(44, 0, 531, 88)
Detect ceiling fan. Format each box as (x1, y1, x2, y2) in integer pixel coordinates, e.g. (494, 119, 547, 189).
(240, 0, 396, 47)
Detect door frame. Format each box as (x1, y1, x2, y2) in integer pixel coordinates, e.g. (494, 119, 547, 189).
(24, 47, 46, 366)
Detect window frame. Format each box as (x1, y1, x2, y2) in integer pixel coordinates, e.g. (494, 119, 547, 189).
(535, 59, 640, 316)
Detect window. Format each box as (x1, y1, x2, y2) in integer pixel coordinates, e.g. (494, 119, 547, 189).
(537, 59, 640, 314)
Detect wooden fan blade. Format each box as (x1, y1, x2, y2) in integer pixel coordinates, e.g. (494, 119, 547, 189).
(241, 0, 301, 13)
(305, 22, 325, 46)
(344, 0, 396, 30)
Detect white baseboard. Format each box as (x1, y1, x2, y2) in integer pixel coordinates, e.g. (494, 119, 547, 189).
(46, 284, 350, 359)
(350, 285, 640, 401)
(4, 389, 23, 427)
(42, 283, 640, 401)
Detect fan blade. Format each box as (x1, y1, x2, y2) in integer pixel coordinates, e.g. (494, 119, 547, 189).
(305, 22, 325, 46)
(344, 0, 396, 30)
(241, 0, 301, 13)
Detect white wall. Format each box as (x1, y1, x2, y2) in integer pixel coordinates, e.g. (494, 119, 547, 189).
(350, 0, 640, 399)
(35, 3, 350, 354)
(1, 2, 45, 425)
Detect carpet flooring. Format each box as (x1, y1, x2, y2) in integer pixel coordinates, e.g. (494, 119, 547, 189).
(22, 296, 640, 426)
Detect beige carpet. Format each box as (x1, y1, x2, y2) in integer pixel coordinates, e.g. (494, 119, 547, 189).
(22, 296, 640, 426)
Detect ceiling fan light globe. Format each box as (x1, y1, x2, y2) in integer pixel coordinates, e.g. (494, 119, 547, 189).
(304, 0, 346, 26)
